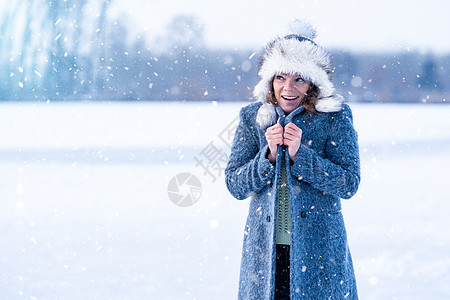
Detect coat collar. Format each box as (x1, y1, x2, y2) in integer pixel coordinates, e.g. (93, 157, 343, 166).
(275, 105, 305, 126)
(256, 102, 306, 129)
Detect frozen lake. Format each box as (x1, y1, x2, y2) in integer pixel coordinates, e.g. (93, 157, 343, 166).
(1, 101, 449, 299)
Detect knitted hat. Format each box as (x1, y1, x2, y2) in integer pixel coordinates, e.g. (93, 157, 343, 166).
(254, 19, 344, 129)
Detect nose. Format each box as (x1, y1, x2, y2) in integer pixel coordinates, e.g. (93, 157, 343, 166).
(283, 78, 295, 90)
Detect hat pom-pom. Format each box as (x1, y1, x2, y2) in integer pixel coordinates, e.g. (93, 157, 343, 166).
(287, 19, 317, 40)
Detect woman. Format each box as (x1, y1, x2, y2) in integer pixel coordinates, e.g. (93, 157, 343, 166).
(225, 20, 360, 299)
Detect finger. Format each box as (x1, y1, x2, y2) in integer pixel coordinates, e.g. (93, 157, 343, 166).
(283, 136, 296, 144)
(283, 133, 301, 145)
(285, 121, 299, 128)
(266, 128, 281, 139)
(274, 131, 284, 140)
(284, 129, 300, 139)
(267, 132, 281, 141)
(267, 126, 280, 135)
(271, 136, 283, 143)
(283, 133, 293, 140)
(267, 132, 282, 141)
(285, 122, 301, 132)
(283, 126, 295, 135)
(272, 123, 283, 132)
(284, 126, 302, 137)
(271, 129, 283, 137)
(285, 124, 302, 136)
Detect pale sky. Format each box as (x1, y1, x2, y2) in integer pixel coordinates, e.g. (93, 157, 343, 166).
(113, 0, 449, 53)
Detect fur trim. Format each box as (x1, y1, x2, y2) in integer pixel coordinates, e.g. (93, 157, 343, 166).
(254, 38, 335, 102)
(256, 103, 277, 129)
(315, 94, 344, 112)
(253, 19, 343, 128)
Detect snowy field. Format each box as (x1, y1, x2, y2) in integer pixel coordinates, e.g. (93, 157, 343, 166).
(0, 101, 449, 299)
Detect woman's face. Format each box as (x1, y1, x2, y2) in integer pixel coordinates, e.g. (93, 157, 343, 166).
(272, 73, 311, 114)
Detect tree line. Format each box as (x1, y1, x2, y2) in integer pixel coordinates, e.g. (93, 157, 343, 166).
(0, 1, 448, 103)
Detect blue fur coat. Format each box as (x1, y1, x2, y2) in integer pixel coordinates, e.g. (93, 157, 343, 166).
(225, 102, 360, 299)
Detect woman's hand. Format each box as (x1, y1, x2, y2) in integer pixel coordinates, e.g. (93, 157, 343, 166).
(265, 122, 283, 163)
(266, 122, 303, 163)
(283, 122, 302, 162)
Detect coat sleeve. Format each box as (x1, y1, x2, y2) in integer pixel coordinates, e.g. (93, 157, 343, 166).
(290, 104, 361, 199)
(225, 106, 276, 200)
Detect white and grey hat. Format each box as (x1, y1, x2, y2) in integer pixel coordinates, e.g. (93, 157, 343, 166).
(254, 19, 344, 129)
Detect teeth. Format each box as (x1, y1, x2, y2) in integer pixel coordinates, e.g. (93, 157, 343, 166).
(282, 96, 298, 100)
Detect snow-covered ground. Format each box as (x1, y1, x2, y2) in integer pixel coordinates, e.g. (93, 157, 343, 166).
(0, 102, 449, 299)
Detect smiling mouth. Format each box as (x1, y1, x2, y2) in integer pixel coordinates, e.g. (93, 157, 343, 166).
(281, 96, 299, 101)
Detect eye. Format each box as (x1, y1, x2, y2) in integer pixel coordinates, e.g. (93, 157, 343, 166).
(275, 75, 285, 81)
(295, 77, 304, 82)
